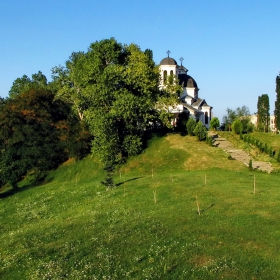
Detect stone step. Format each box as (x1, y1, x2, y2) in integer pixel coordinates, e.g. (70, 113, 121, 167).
(214, 135, 273, 173)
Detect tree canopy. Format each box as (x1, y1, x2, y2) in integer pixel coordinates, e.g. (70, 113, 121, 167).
(232, 119, 243, 134)
(53, 38, 177, 164)
(210, 117, 220, 131)
(0, 89, 70, 187)
(1, 38, 184, 188)
(257, 94, 270, 132)
(222, 106, 253, 133)
(9, 71, 48, 98)
(274, 74, 280, 131)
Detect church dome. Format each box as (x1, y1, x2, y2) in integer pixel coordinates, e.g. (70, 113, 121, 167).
(178, 74, 198, 88)
(160, 57, 178, 65)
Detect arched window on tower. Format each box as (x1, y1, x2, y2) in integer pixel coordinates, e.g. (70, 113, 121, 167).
(205, 112, 209, 124)
(170, 70, 173, 76)
(163, 70, 167, 84)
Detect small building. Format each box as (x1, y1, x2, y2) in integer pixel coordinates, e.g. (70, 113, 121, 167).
(250, 115, 277, 132)
(159, 52, 213, 128)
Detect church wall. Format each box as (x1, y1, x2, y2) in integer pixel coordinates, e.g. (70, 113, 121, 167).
(160, 65, 178, 86)
(201, 107, 212, 129)
(180, 88, 187, 99)
(169, 104, 184, 114)
(186, 87, 195, 98)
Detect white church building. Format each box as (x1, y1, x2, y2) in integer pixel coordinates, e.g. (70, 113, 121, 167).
(159, 52, 213, 128)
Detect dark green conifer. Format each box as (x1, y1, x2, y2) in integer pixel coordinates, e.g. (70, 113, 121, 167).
(274, 74, 280, 130)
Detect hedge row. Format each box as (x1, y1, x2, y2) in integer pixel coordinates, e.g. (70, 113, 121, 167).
(241, 134, 280, 162)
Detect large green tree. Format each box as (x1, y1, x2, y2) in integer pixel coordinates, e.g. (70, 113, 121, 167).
(53, 38, 177, 164)
(257, 94, 270, 132)
(232, 119, 243, 134)
(155, 72, 182, 129)
(9, 71, 48, 98)
(274, 74, 280, 131)
(222, 105, 253, 133)
(0, 89, 70, 188)
(0, 97, 5, 108)
(51, 52, 89, 121)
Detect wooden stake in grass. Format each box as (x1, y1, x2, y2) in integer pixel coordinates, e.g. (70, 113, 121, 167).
(196, 195, 201, 215)
(253, 174, 256, 194)
(204, 174, 207, 185)
(164, 248, 170, 274)
(119, 169, 122, 179)
(152, 167, 154, 178)
(153, 190, 157, 203)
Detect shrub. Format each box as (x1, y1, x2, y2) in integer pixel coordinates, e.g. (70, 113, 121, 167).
(176, 111, 189, 134)
(232, 119, 243, 134)
(228, 155, 235, 160)
(206, 135, 213, 146)
(186, 118, 196, 136)
(193, 121, 207, 141)
(245, 122, 255, 133)
(210, 117, 220, 131)
(264, 143, 268, 154)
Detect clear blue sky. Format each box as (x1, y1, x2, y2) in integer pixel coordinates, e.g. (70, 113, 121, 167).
(1, 0, 279, 120)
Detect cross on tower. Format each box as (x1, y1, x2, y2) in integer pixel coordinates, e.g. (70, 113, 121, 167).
(179, 57, 184, 66)
(166, 50, 171, 57)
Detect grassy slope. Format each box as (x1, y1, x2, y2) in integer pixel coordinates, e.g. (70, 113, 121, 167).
(1, 134, 280, 279)
(219, 131, 280, 167)
(251, 131, 280, 151)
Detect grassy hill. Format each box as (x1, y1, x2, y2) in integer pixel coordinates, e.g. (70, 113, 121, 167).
(252, 131, 280, 151)
(218, 131, 280, 166)
(1, 133, 280, 279)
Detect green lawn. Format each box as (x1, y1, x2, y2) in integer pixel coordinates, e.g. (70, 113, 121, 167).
(1, 134, 280, 279)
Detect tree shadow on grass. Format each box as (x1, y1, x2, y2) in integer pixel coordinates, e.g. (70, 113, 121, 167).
(200, 203, 215, 214)
(0, 187, 19, 198)
(142, 129, 168, 150)
(0, 175, 54, 199)
(116, 176, 144, 187)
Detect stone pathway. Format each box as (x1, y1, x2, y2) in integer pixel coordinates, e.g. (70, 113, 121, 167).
(210, 133, 273, 173)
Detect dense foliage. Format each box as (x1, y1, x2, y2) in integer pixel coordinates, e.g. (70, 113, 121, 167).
(242, 134, 277, 159)
(53, 38, 177, 165)
(9, 71, 48, 98)
(193, 121, 207, 141)
(210, 117, 220, 130)
(0, 89, 70, 187)
(0, 83, 92, 188)
(0, 38, 179, 188)
(275, 74, 280, 130)
(257, 94, 270, 132)
(232, 119, 243, 134)
(186, 118, 196, 136)
(222, 106, 253, 133)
